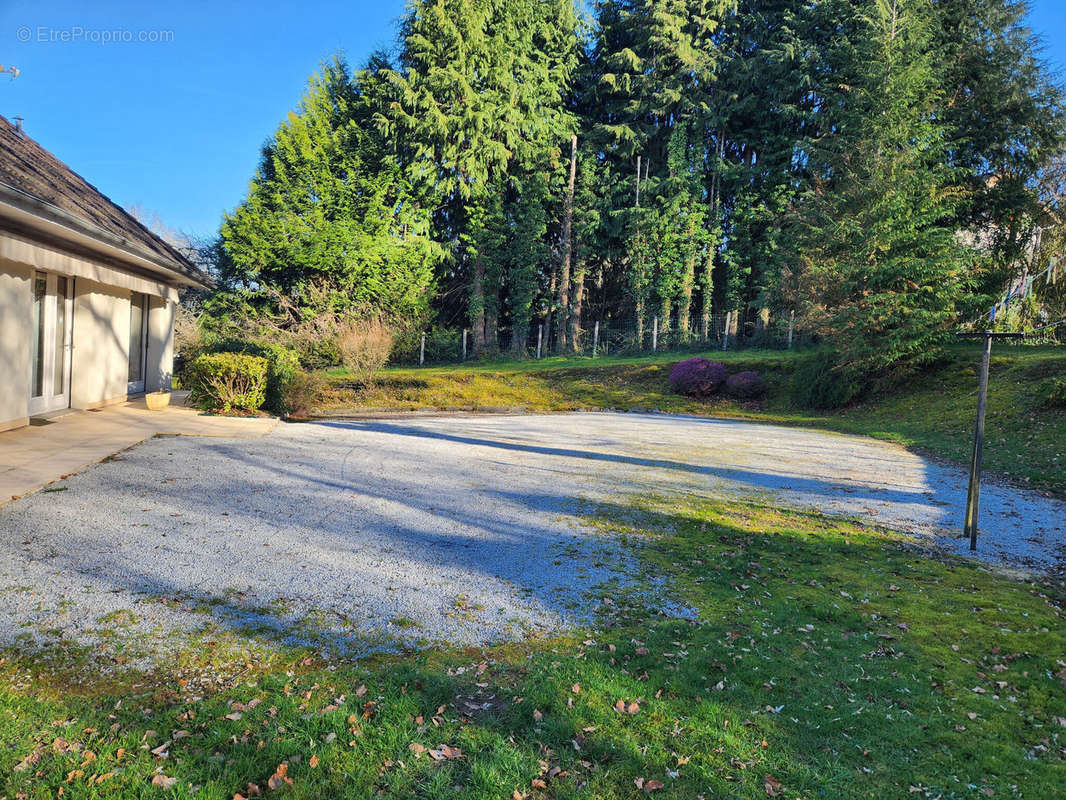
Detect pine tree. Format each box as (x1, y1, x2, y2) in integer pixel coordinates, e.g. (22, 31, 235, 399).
(389, 0, 579, 355)
(791, 0, 973, 378)
(219, 56, 438, 322)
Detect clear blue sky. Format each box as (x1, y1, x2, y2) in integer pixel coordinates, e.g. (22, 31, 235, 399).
(1, 1, 1064, 240)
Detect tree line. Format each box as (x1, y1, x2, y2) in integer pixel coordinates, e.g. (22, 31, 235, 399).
(207, 0, 1065, 387)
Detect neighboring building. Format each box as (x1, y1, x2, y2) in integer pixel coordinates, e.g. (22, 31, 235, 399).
(0, 115, 210, 432)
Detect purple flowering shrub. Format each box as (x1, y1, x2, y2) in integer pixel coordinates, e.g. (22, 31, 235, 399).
(725, 370, 766, 399)
(668, 358, 727, 398)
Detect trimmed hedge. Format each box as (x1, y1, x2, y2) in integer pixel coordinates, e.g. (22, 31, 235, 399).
(186, 352, 268, 412)
(669, 357, 728, 398)
(204, 339, 299, 414)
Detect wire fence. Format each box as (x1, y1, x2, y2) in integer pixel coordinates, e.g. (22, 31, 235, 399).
(391, 310, 810, 366)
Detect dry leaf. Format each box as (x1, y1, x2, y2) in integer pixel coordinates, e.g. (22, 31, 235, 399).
(356, 684, 368, 697)
(645, 779, 665, 792)
(764, 775, 783, 796)
(151, 774, 178, 789)
(428, 744, 463, 761)
(532, 709, 543, 723)
(309, 754, 319, 768)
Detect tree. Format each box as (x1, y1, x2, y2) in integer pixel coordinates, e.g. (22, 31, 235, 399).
(388, 0, 579, 355)
(219, 55, 438, 323)
(791, 0, 973, 379)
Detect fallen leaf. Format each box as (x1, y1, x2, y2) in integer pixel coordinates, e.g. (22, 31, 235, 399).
(309, 754, 319, 768)
(645, 779, 665, 792)
(428, 744, 463, 761)
(532, 709, 543, 723)
(356, 684, 367, 697)
(764, 775, 783, 796)
(151, 775, 178, 789)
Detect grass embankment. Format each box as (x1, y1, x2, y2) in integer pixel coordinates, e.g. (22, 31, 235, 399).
(324, 344, 1066, 496)
(4, 498, 1064, 797)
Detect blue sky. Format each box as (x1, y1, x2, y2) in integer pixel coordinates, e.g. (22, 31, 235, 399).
(1, 0, 1064, 240)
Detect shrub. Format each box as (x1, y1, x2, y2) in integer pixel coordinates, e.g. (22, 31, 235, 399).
(669, 358, 728, 398)
(1037, 377, 1066, 408)
(337, 318, 394, 385)
(725, 370, 766, 399)
(186, 353, 268, 412)
(282, 370, 327, 418)
(205, 339, 300, 415)
(791, 350, 862, 409)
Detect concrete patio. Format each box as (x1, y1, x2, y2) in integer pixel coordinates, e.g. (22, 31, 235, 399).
(0, 392, 277, 507)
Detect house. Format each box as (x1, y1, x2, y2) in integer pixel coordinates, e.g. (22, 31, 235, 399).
(0, 115, 210, 432)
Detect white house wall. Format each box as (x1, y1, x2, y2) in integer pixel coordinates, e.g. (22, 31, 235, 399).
(0, 260, 32, 431)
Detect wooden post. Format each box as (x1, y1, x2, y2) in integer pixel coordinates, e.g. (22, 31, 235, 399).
(787, 310, 795, 350)
(958, 330, 1025, 550)
(722, 311, 731, 351)
(462, 328, 468, 361)
(651, 315, 658, 352)
(592, 321, 600, 357)
(702, 314, 709, 343)
(419, 331, 426, 365)
(536, 324, 543, 359)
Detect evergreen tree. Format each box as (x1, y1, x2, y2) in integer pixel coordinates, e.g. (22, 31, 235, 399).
(389, 0, 579, 355)
(791, 0, 973, 379)
(219, 56, 438, 322)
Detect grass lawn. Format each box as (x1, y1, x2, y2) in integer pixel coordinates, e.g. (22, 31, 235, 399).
(323, 343, 1066, 496)
(3, 497, 1064, 798)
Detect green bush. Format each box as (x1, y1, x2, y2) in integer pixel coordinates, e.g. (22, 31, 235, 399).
(205, 339, 299, 414)
(186, 353, 268, 412)
(1036, 377, 1066, 408)
(791, 350, 863, 409)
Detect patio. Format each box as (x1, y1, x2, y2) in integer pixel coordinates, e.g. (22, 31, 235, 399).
(0, 392, 277, 507)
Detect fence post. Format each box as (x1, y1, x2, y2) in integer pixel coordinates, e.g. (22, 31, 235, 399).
(652, 316, 659, 352)
(462, 328, 468, 361)
(722, 311, 731, 351)
(592, 321, 600, 357)
(702, 315, 709, 343)
(536, 323, 543, 359)
(419, 331, 426, 365)
(787, 310, 795, 350)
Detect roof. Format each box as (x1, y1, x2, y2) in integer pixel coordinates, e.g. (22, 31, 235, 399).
(0, 114, 210, 287)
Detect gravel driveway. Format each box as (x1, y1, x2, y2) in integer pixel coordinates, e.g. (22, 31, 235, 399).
(2, 412, 1062, 658)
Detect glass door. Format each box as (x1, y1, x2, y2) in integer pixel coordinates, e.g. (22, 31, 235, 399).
(28, 272, 73, 415)
(127, 292, 148, 393)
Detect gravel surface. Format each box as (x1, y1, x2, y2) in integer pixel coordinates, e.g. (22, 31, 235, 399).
(2, 412, 1062, 659)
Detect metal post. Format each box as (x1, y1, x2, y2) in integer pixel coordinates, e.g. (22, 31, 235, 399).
(958, 329, 1024, 550)
(963, 332, 992, 551)
(536, 324, 543, 359)
(592, 321, 600, 357)
(419, 332, 426, 366)
(722, 311, 731, 351)
(462, 329, 468, 361)
(652, 316, 658, 352)
(787, 310, 795, 350)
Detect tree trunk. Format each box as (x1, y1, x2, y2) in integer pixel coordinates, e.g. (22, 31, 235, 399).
(678, 250, 695, 339)
(556, 133, 577, 350)
(569, 254, 586, 353)
(470, 252, 486, 355)
(635, 297, 645, 349)
(700, 246, 714, 339)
